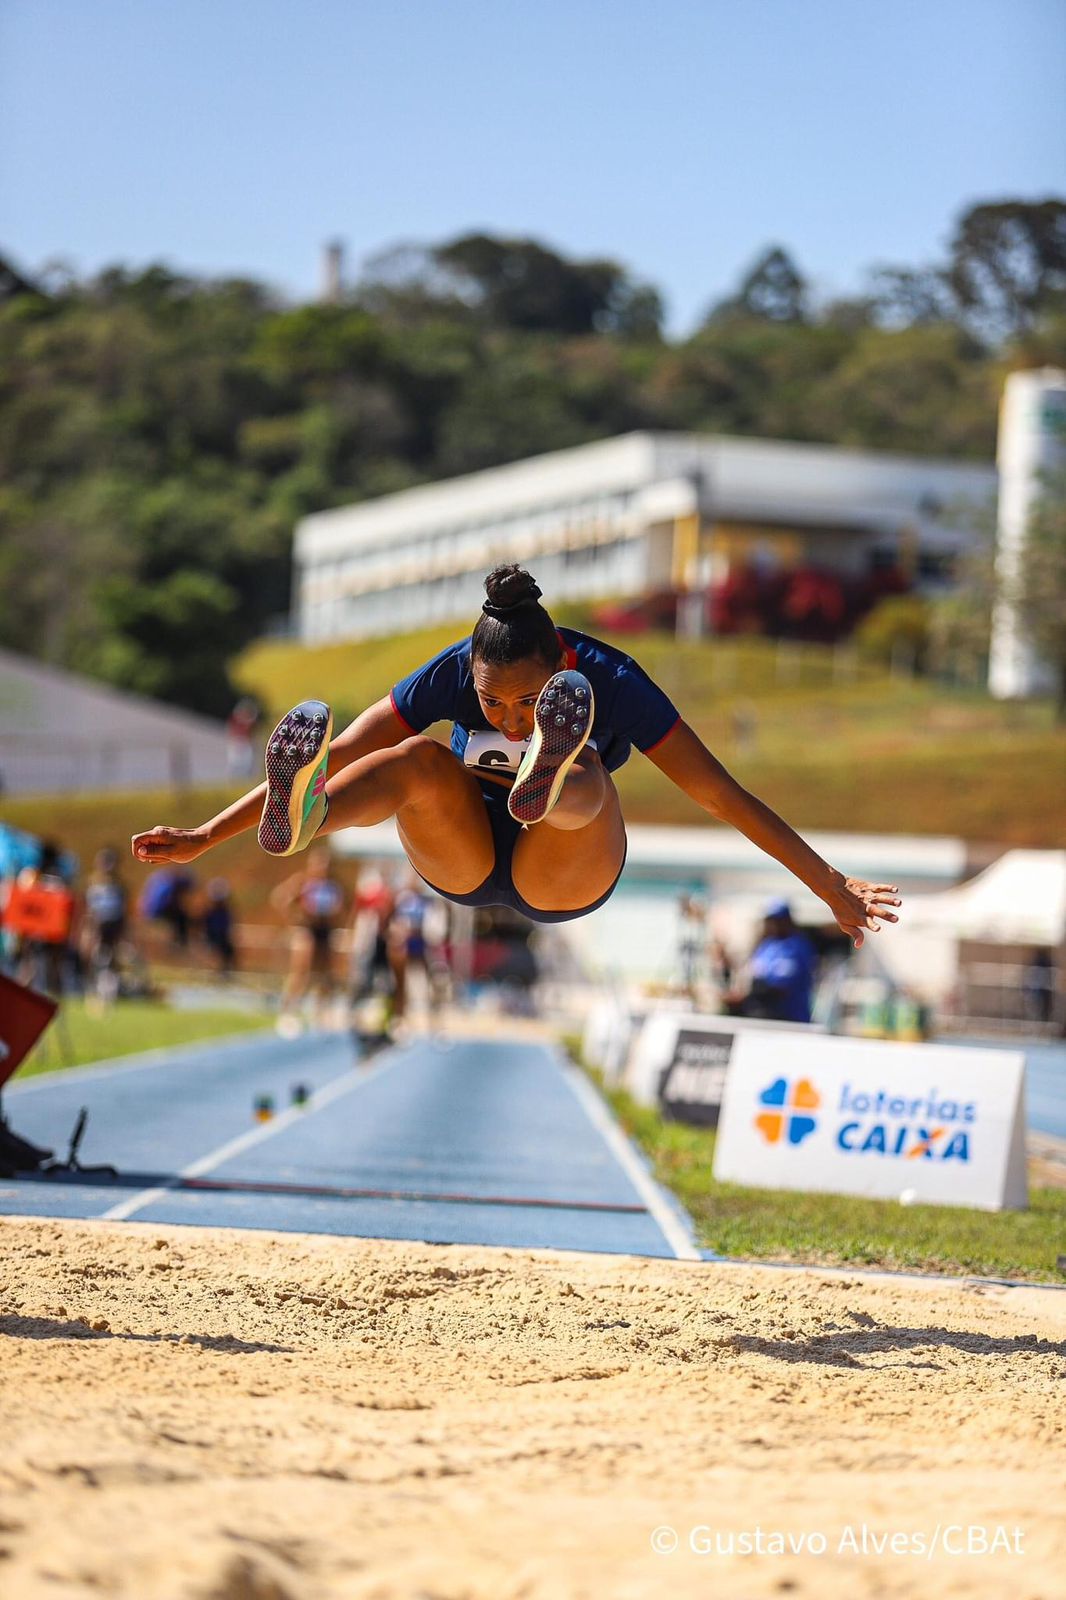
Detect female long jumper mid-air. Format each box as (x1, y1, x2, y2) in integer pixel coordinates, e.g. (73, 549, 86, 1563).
(131, 565, 901, 946)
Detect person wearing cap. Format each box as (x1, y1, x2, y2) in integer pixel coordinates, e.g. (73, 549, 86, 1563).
(728, 899, 818, 1024)
(131, 565, 902, 946)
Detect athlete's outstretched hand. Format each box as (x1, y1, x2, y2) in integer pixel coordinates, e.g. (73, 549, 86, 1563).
(131, 826, 211, 866)
(824, 877, 901, 949)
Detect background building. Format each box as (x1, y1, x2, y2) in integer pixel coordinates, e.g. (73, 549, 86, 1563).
(294, 432, 996, 643)
(0, 648, 233, 795)
(989, 367, 1066, 699)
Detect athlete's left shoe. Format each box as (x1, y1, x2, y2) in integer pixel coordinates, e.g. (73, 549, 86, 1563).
(508, 670, 595, 825)
(257, 700, 333, 856)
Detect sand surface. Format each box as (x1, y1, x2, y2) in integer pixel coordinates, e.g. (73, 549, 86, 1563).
(2, 1217, 1064, 1600)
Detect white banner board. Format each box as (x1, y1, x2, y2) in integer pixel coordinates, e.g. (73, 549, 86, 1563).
(714, 1032, 1028, 1211)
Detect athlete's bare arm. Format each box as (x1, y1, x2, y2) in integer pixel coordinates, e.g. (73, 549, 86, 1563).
(131, 697, 412, 865)
(646, 720, 901, 948)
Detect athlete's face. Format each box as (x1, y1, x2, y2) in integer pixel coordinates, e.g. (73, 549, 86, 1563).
(472, 652, 564, 742)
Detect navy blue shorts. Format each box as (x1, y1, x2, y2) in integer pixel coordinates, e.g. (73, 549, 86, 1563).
(417, 774, 626, 925)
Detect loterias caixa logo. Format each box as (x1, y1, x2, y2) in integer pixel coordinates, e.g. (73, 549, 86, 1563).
(755, 1077, 820, 1145)
(754, 1078, 974, 1163)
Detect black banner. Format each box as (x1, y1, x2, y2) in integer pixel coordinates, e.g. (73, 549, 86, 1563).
(658, 1028, 735, 1127)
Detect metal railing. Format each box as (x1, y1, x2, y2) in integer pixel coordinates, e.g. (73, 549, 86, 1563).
(940, 960, 1063, 1037)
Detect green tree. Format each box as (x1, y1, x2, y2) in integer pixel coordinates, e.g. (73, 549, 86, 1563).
(855, 595, 932, 672)
(707, 246, 809, 325)
(433, 232, 662, 337)
(805, 324, 997, 458)
(947, 199, 1066, 341)
(89, 568, 241, 715)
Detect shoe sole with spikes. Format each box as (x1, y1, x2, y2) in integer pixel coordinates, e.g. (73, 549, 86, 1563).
(507, 670, 595, 826)
(257, 700, 333, 857)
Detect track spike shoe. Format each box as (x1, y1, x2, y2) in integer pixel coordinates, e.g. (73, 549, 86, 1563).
(257, 699, 333, 856)
(507, 670, 595, 825)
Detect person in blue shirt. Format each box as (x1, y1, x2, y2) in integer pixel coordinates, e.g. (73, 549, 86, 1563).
(730, 899, 818, 1024)
(132, 565, 901, 945)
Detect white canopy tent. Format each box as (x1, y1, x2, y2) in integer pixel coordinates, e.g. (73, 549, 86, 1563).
(901, 850, 1066, 947)
(866, 850, 1066, 1006)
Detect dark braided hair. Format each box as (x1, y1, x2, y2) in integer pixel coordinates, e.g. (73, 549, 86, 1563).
(470, 565, 560, 667)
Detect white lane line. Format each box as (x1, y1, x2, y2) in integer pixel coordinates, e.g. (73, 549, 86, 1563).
(99, 1050, 406, 1223)
(555, 1052, 701, 1262)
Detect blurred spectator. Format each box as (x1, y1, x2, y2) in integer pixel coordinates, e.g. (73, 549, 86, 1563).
(386, 876, 445, 1024)
(0, 839, 77, 997)
(139, 867, 195, 949)
(349, 865, 396, 1002)
(80, 847, 129, 1005)
(203, 878, 237, 978)
(676, 892, 707, 994)
(226, 696, 261, 778)
(470, 904, 537, 992)
(724, 899, 818, 1024)
(709, 937, 734, 995)
(272, 846, 349, 1034)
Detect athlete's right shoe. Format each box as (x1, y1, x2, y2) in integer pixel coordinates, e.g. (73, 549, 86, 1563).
(508, 670, 595, 826)
(257, 700, 333, 857)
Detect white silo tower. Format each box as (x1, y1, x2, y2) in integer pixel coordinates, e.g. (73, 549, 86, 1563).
(988, 367, 1066, 699)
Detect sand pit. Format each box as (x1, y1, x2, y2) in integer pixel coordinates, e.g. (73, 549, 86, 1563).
(1, 1217, 1063, 1599)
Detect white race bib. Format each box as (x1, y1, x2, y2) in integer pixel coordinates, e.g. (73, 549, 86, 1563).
(463, 729, 528, 775)
(462, 729, 598, 776)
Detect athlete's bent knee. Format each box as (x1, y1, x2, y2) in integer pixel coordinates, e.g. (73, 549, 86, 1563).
(399, 735, 459, 798)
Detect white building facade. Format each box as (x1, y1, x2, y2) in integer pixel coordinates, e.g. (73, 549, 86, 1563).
(294, 432, 996, 644)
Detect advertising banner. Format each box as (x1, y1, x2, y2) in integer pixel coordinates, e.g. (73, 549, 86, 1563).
(713, 1032, 1027, 1211)
(626, 1011, 822, 1114)
(659, 1028, 735, 1126)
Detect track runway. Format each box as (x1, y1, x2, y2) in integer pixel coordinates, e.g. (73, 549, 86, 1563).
(1, 1031, 699, 1258)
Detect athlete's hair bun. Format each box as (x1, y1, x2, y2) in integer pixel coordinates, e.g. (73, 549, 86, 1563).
(483, 565, 542, 612)
(472, 565, 557, 666)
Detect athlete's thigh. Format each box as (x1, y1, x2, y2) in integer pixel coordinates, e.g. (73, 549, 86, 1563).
(309, 927, 333, 976)
(511, 772, 626, 912)
(288, 927, 313, 972)
(395, 746, 496, 894)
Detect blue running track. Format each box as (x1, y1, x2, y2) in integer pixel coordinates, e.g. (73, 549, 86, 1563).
(1, 1032, 699, 1259)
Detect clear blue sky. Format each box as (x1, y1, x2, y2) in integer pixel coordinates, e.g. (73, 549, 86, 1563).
(3, 0, 1063, 332)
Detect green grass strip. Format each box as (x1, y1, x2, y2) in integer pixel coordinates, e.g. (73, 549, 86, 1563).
(13, 999, 272, 1079)
(587, 1064, 1066, 1284)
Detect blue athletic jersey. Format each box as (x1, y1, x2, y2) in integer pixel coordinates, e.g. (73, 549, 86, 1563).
(390, 626, 681, 775)
(749, 932, 817, 1024)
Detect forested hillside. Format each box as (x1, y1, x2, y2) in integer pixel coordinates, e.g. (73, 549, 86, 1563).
(2, 198, 1063, 716)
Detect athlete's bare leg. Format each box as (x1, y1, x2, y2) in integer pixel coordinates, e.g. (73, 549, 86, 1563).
(538, 749, 609, 831)
(280, 928, 313, 1011)
(511, 752, 626, 912)
(316, 736, 495, 895)
(290, 727, 624, 914)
